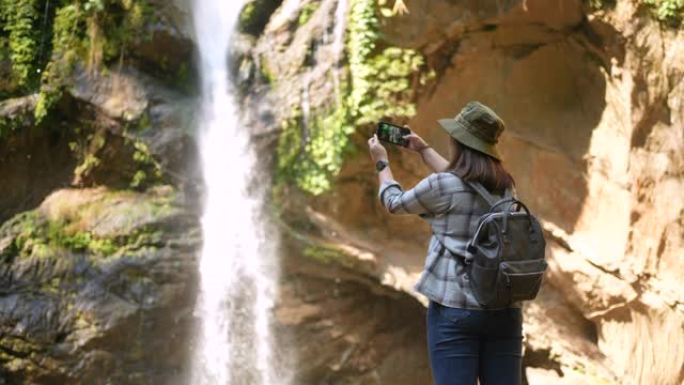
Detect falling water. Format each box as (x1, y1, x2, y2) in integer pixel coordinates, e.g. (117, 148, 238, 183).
(190, 0, 280, 384)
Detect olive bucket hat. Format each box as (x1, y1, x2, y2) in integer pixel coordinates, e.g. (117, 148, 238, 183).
(438, 101, 505, 160)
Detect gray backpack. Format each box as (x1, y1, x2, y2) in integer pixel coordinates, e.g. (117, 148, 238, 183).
(464, 181, 547, 308)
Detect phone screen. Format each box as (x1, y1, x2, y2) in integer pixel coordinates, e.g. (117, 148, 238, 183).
(376, 122, 411, 147)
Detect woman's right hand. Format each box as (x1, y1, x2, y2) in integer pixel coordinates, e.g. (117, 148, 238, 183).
(403, 128, 430, 152)
(403, 127, 449, 172)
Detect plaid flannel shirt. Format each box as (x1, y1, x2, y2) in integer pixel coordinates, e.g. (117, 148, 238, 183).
(378, 172, 520, 309)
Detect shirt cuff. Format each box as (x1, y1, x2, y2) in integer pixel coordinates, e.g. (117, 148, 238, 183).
(378, 180, 402, 206)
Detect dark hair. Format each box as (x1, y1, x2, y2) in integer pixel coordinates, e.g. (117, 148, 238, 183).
(446, 138, 515, 194)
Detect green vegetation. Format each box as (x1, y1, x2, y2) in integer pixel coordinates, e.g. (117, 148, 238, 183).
(275, 0, 429, 195)
(0, 113, 28, 138)
(130, 139, 163, 190)
(276, 104, 355, 195)
(238, 2, 258, 33)
(6, 211, 119, 259)
(351, 47, 425, 125)
(0, 0, 42, 90)
(0, 0, 153, 120)
(0, 188, 177, 263)
(587, 0, 683, 25)
(298, 2, 320, 26)
(259, 59, 277, 84)
(34, 2, 85, 122)
(238, 0, 282, 36)
(0, 336, 42, 367)
(67, 122, 163, 190)
(643, 0, 684, 25)
(347, 0, 430, 125)
(303, 243, 358, 268)
(71, 128, 106, 182)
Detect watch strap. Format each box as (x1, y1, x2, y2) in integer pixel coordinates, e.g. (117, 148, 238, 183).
(375, 160, 388, 172)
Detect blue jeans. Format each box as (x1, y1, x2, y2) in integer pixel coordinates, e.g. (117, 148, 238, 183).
(427, 301, 523, 385)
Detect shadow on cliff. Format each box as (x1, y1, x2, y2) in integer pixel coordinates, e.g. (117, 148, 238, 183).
(0, 97, 80, 223)
(317, 2, 627, 257)
(406, 16, 624, 235)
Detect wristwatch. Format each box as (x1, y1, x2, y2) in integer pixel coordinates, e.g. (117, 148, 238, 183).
(375, 159, 389, 172)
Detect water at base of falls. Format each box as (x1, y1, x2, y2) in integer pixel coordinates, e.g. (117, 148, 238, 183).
(190, 0, 284, 384)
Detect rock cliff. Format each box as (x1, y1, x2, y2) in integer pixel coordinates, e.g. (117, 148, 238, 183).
(0, 0, 202, 383)
(242, 0, 684, 384)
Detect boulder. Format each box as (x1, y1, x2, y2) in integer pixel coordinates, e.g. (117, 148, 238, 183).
(0, 187, 200, 384)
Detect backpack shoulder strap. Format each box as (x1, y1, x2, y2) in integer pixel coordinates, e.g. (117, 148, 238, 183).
(465, 181, 497, 207)
(505, 185, 517, 199)
(466, 181, 518, 205)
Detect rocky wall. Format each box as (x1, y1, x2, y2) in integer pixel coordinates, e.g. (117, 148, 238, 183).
(252, 0, 684, 384)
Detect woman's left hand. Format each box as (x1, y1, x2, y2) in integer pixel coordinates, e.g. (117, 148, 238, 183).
(367, 134, 388, 162)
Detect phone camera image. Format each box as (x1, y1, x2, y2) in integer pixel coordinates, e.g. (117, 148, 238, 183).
(377, 122, 409, 146)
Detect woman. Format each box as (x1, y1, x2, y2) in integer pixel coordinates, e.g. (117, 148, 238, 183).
(367, 101, 522, 385)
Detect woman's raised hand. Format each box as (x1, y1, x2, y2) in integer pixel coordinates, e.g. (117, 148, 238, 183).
(367, 134, 388, 162)
(403, 128, 430, 152)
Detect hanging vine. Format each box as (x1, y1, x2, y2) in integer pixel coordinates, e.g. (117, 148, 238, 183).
(0, 0, 42, 90)
(274, 0, 430, 196)
(0, 0, 152, 120)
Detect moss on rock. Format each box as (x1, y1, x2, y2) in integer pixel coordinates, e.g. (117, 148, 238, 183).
(275, 102, 355, 195)
(0, 186, 180, 263)
(643, 0, 684, 26)
(238, 0, 282, 36)
(297, 1, 321, 26)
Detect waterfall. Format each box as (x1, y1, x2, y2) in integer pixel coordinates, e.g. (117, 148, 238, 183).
(190, 0, 282, 384)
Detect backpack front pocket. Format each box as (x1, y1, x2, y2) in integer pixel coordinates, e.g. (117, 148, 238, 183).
(500, 260, 548, 301)
(468, 262, 499, 306)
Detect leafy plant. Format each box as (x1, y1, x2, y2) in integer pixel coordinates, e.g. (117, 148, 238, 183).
(35, 3, 84, 122)
(238, 0, 282, 36)
(0, 0, 41, 89)
(347, 0, 426, 125)
(298, 2, 320, 26)
(276, 104, 355, 195)
(0, 0, 153, 120)
(275, 0, 427, 195)
(643, 0, 684, 25)
(130, 139, 163, 190)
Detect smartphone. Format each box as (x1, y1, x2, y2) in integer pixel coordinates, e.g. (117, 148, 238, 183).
(376, 122, 411, 147)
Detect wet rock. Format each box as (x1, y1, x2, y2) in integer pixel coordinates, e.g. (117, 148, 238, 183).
(71, 67, 149, 123)
(0, 187, 200, 384)
(127, 0, 197, 89)
(0, 0, 201, 383)
(68, 65, 200, 189)
(275, 232, 432, 385)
